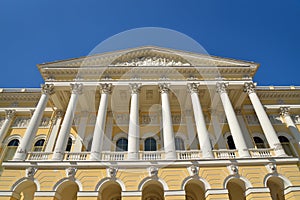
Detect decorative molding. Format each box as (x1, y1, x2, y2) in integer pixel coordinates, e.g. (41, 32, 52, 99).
(5, 109, 16, 120)
(41, 84, 54, 95)
(216, 82, 228, 94)
(100, 83, 112, 94)
(70, 83, 83, 94)
(148, 166, 158, 177)
(26, 167, 37, 178)
(129, 83, 141, 94)
(243, 82, 256, 94)
(66, 167, 77, 177)
(113, 56, 191, 67)
(187, 83, 199, 94)
(158, 83, 170, 94)
(280, 106, 290, 117)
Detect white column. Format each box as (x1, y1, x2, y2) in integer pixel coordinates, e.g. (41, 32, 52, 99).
(236, 110, 254, 148)
(44, 110, 63, 152)
(73, 111, 89, 152)
(216, 83, 250, 157)
(52, 83, 83, 160)
(210, 110, 227, 149)
(90, 83, 112, 160)
(188, 83, 214, 158)
(185, 110, 198, 150)
(244, 82, 286, 156)
(159, 83, 176, 159)
(102, 111, 113, 151)
(0, 110, 16, 147)
(280, 107, 300, 148)
(127, 83, 141, 160)
(14, 84, 54, 161)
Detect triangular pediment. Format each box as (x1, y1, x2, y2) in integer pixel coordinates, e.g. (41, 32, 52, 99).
(38, 46, 259, 81)
(38, 46, 258, 68)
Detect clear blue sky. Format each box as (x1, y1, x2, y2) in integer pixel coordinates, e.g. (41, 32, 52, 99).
(0, 0, 299, 88)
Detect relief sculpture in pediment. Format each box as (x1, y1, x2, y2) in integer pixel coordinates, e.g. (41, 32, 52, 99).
(113, 56, 191, 66)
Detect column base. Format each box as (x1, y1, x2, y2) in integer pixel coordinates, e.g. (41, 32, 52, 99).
(52, 152, 64, 161)
(127, 152, 139, 160)
(165, 151, 176, 160)
(13, 152, 27, 161)
(90, 152, 101, 161)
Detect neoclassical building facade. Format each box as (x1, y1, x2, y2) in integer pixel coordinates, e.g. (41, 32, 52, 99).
(0, 46, 300, 200)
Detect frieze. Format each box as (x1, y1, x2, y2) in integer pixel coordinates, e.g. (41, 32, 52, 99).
(141, 114, 159, 125)
(12, 117, 50, 128)
(115, 113, 129, 125)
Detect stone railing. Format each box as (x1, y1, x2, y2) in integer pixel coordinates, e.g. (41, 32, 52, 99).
(65, 152, 90, 161)
(24, 149, 277, 162)
(176, 150, 202, 160)
(27, 152, 53, 161)
(249, 148, 273, 158)
(101, 151, 127, 161)
(140, 151, 164, 160)
(213, 150, 237, 159)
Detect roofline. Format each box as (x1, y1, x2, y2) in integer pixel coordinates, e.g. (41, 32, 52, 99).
(37, 45, 260, 67)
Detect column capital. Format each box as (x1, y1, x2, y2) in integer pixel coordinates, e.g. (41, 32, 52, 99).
(187, 83, 200, 94)
(70, 83, 83, 94)
(5, 109, 16, 120)
(159, 83, 170, 94)
(129, 83, 141, 94)
(280, 106, 290, 117)
(243, 82, 256, 94)
(99, 83, 112, 94)
(216, 82, 228, 94)
(41, 84, 54, 95)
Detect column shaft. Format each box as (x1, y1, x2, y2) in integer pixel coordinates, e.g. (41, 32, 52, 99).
(52, 84, 82, 160)
(159, 83, 176, 159)
(244, 82, 286, 156)
(0, 110, 15, 146)
(128, 84, 141, 160)
(185, 110, 198, 150)
(44, 110, 63, 152)
(217, 83, 250, 157)
(90, 84, 111, 160)
(14, 84, 54, 160)
(280, 107, 300, 147)
(188, 83, 214, 158)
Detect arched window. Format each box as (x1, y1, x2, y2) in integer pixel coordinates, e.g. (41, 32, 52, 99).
(175, 137, 185, 150)
(253, 136, 266, 148)
(33, 139, 45, 152)
(4, 139, 20, 161)
(279, 136, 295, 156)
(8, 139, 19, 146)
(116, 138, 128, 151)
(144, 137, 157, 151)
(227, 135, 236, 150)
(65, 137, 73, 152)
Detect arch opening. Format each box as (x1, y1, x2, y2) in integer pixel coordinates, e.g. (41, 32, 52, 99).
(98, 180, 121, 200)
(267, 177, 285, 200)
(142, 180, 164, 200)
(226, 178, 246, 200)
(13, 179, 37, 200)
(55, 180, 79, 200)
(185, 179, 205, 200)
